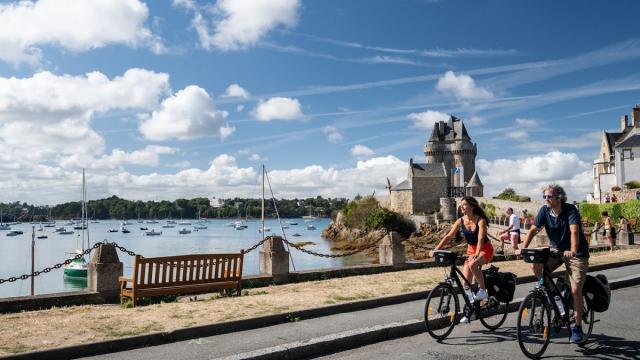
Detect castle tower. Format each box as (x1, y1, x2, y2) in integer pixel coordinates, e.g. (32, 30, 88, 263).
(424, 116, 478, 187)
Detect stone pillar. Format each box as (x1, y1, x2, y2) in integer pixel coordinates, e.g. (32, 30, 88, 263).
(259, 236, 290, 283)
(618, 230, 635, 245)
(88, 243, 123, 303)
(379, 231, 405, 266)
(440, 198, 456, 221)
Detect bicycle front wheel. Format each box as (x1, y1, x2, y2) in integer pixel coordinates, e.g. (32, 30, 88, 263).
(478, 296, 509, 330)
(517, 293, 551, 359)
(424, 283, 459, 340)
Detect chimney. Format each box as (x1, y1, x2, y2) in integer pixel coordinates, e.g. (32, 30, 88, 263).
(634, 104, 640, 128)
(438, 121, 445, 137)
(621, 115, 628, 132)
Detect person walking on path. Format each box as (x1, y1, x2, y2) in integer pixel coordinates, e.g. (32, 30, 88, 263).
(515, 184, 589, 344)
(498, 207, 520, 254)
(604, 194, 611, 203)
(601, 211, 616, 253)
(429, 196, 494, 322)
(619, 215, 630, 232)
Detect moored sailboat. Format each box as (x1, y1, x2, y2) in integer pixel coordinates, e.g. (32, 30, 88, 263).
(63, 169, 90, 279)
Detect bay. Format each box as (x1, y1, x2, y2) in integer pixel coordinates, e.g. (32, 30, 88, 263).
(0, 218, 373, 298)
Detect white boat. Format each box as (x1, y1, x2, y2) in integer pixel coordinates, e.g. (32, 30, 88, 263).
(194, 224, 207, 230)
(306, 224, 316, 230)
(162, 224, 175, 228)
(107, 228, 118, 233)
(6, 230, 22, 236)
(178, 227, 191, 234)
(64, 169, 90, 280)
(0, 224, 11, 230)
(145, 229, 162, 236)
(258, 226, 271, 233)
(121, 226, 130, 234)
(178, 220, 191, 225)
(146, 220, 159, 224)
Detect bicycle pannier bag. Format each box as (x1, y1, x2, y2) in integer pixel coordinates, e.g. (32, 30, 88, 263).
(583, 274, 611, 312)
(483, 266, 517, 303)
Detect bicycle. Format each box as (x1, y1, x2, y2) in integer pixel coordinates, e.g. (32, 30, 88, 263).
(516, 247, 596, 359)
(424, 250, 509, 340)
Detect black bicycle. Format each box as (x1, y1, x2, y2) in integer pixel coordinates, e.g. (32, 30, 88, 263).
(516, 247, 596, 359)
(424, 250, 509, 340)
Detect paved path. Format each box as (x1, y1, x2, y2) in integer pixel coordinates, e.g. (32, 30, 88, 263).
(80, 263, 640, 360)
(318, 284, 640, 360)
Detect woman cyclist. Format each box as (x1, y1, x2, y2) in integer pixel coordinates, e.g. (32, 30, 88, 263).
(429, 196, 494, 322)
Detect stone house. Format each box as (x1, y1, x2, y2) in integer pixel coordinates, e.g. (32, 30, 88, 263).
(389, 116, 484, 215)
(589, 104, 640, 203)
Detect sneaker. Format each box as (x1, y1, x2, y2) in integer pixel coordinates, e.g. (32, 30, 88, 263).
(475, 288, 488, 301)
(463, 288, 475, 302)
(460, 315, 470, 324)
(570, 325, 584, 344)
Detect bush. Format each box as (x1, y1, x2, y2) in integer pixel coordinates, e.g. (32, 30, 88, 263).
(579, 200, 640, 226)
(364, 207, 415, 237)
(494, 188, 531, 202)
(611, 186, 622, 192)
(480, 202, 496, 218)
(341, 196, 379, 228)
(624, 180, 640, 189)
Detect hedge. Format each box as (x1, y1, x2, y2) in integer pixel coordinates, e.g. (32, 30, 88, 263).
(579, 200, 640, 225)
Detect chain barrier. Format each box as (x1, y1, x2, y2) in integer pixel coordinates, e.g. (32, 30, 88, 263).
(244, 238, 269, 254)
(280, 235, 383, 258)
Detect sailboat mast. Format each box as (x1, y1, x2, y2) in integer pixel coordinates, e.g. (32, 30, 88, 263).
(81, 168, 85, 252)
(261, 164, 265, 242)
(84, 169, 90, 250)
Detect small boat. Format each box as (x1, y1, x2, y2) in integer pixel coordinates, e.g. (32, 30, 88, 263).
(37, 225, 44, 231)
(146, 220, 158, 224)
(121, 227, 131, 234)
(162, 224, 175, 228)
(6, 230, 21, 236)
(226, 222, 236, 227)
(258, 226, 271, 233)
(194, 224, 207, 230)
(292, 233, 302, 237)
(306, 224, 316, 230)
(63, 251, 87, 278)
(145, 229, 162, 236)
(178, 227, 191, 234)
(37, 235, 48, 239)
(0, 224, 11, 230)
(178, 221, 191, 225)
(139, 227, 148, 231)
(107, 228, 118, 233)
(55, 226, 66, 232)
(60, 229, 74, 235)
(73, 223, 87, 230)
(287, 221, 298, 226)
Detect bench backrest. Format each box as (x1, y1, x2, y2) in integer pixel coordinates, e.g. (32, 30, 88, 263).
(131, 251, 244, 289)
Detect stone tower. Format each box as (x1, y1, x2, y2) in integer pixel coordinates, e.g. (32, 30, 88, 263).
(424, 116, 478, 187)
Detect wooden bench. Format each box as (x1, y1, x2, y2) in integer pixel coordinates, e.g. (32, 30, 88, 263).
(119, 251, 244, 307)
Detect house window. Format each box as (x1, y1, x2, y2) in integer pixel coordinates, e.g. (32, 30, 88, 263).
(622, 149, 634, 161)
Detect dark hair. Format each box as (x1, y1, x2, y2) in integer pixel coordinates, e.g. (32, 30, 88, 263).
(507, 207, 513, 213)
(461, 196, 489, 224)
(601, 211, 609, 217)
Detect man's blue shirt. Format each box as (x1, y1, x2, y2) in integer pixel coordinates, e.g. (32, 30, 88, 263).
(534, 203, 590, 258)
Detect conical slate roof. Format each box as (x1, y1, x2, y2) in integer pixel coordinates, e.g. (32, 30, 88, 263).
(467, 170, 483, 187)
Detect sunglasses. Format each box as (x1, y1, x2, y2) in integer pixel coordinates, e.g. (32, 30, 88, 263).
(542, 195, 557, 200)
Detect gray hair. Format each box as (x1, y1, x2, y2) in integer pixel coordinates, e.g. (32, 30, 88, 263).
(543, 184, 567, 203)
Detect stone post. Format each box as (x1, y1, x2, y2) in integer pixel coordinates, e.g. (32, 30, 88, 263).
(379, 231, 405, 266)
(618, 230, 635, 245)
(440, 198, 456, 221)
(88, 243, 123, 303)
(259, 236, 290, 283)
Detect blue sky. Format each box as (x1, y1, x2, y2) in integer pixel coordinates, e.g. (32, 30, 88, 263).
(0, 0, 639, 204)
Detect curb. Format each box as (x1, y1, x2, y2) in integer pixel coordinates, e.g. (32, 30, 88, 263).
(2, 260, 640, 360)
(214, 275, 640, 360)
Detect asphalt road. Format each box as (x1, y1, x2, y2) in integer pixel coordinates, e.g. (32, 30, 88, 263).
(317, 285, 640, 360)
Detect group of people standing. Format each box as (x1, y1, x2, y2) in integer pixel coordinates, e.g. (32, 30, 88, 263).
(429, 184, 592, 344)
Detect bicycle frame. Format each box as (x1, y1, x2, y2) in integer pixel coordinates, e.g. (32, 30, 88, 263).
(528, 262, 571, 328)
(440, 258, 476, 308)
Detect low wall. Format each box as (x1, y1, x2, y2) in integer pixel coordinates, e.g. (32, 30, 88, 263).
(611, 189, 640, 202)
(476, 197, 545, 217)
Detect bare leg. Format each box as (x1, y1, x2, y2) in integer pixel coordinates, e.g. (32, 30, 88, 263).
(511, 234, 520, 251)
(572, 285, 583, 326)
(469, 257, 487, 289)
(463, 261, 474, 289)
(608, 235, 615, 253)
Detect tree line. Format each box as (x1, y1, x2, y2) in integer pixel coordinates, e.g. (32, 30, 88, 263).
(0, 196, 348, 222)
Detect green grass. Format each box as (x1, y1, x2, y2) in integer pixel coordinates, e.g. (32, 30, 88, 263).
(91, 321, 164, 338)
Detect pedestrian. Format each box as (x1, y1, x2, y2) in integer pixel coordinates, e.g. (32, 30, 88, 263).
(604, 194, 611, 203)
(619, 215, 630, 232)
(498, 207, 520, 254)
(636, 191, 640, 200)
(601, 211, 616, 253)
(430, 196, 494, 323)
(611, 194, 618, 203)
(516, 184, 589, 344)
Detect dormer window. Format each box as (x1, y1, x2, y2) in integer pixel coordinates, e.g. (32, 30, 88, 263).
(622, 149, 634, 161)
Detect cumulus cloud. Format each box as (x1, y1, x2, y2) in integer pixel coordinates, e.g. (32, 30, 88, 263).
(248, 153, 268, 162)
(351, 145, 375, 159)
(191, 0, 300, 51)
(139, 85, 233, 141)
(476, 151, 591, 201)
(505, 130, 529, 140)
(407, 110, 450, 129)
(251, 97, 304, 122)
(0, 0, 164, 65)
(435, 71, 493, 100)
(221, 83, 250, 98)
(323, 126, 343, 143)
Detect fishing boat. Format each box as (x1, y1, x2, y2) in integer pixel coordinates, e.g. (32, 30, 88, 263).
(178, 227, 191, 234)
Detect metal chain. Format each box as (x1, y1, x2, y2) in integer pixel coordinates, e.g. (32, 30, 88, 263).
(280, 236, 383, 258)
(107, 241, 142, 258)
(244, 238, 269, 254)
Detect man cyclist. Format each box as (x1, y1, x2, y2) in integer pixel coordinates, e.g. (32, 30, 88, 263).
(515, 184, 589, 344)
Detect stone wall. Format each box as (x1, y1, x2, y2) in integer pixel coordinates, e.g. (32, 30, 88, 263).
(611, 188, 640, 202)
(475, 197, 545, 217)
(389, 190, 412, 215)
(412, 176, 447, 213)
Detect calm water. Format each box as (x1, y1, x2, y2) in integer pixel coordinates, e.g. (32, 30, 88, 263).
(0, 219, 373, 298)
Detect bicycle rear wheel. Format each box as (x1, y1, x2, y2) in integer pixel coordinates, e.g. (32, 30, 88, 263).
(478, 296, 509, 330)
(424, 283, 459, 340)
(517, 293, 551, 359)
(569, 295, 594, 342)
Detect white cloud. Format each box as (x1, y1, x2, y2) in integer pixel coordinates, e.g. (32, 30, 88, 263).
(139, 85, 232, 141)
(515, 118, 539, 127)
(192, 0, 300, 51)
(351, 145, 375, 158)
(435, 71, 493, 100)
(476, 151, 591, 201)
(323, 126, 343, 143)
(236, 104, 245, 112)
(222, 83, 250, 98)
(407, 110, 450, 129)
(468, 116, 486, 125)
(251, 97, 304, 122)
(0, 0, 164, 65)
(248, 153, 268, 162)
(505, 130, 529, 140)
